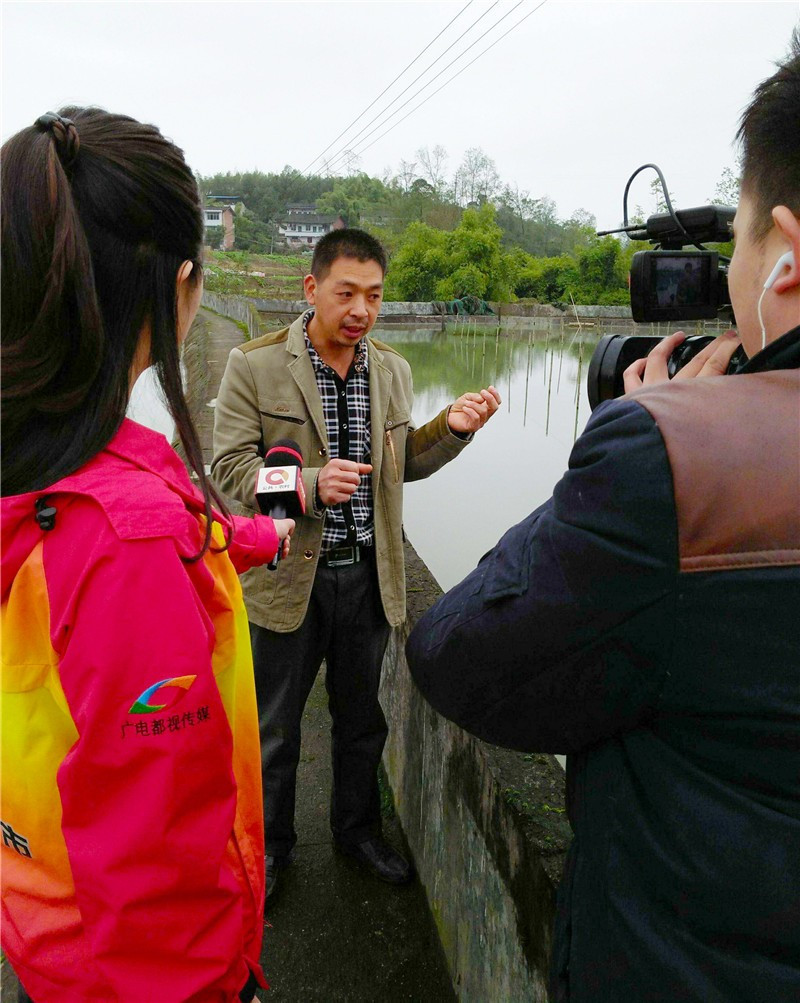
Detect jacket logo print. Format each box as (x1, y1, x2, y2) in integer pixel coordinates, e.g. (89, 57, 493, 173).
(2, 820, 32, 858)
(129, 675, 197, 715)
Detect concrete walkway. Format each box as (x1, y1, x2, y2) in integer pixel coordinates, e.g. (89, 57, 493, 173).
(191, 308, 456, 1002)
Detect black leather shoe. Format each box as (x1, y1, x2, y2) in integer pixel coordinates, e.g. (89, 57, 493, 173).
(335, 837, 414, 884)
(265, 854, 291, 900)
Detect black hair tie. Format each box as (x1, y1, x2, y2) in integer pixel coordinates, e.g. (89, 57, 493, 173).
(35, 111, 73, 132)
(34, 111, 80, 170)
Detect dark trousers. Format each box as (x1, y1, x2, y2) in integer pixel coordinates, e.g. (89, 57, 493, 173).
(250, 555, 392, 857)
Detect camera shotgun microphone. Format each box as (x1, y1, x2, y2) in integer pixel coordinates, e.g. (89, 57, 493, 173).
(255, 439, 306, 570)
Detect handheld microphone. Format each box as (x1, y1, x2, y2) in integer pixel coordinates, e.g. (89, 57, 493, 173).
(256, 439, 306, 569)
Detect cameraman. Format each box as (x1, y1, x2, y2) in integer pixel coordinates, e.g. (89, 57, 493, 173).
(406, 31, 799, 1003)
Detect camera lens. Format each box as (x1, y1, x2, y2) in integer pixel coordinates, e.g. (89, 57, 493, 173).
(666, 336, 714, 378)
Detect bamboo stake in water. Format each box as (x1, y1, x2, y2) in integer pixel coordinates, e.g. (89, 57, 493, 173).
(543, 326, 549, 386)
(507, 329, 512, 412)
(523, 326, 533, 427)
(493, 322, 501, 384)
(480, 328, 486, 384)
(471, 318, 477, 379)
(545, 338, 555, 436)
(573, 337, 584, 442)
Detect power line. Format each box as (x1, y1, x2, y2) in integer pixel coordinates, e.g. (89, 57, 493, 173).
(319, 0, 503, 175)
(307, 1, 502, 177)
(302, 1, 474, 175)
(322, 0, 534, 177)
(327, 0, 549, 176)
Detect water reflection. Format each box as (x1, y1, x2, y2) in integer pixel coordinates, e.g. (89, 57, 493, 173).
(380, 317, 727, 591)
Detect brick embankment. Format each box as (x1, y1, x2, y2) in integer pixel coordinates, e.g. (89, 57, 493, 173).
(182, 306, 247, 468)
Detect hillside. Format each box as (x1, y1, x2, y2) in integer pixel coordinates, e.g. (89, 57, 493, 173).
(203, 251, 308, 299)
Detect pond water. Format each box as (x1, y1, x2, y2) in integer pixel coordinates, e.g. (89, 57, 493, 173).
(377, 316, 728, 591)
(377, 321, 591, 591)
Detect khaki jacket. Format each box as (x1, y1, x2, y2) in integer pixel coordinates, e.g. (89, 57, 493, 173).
(211, 315, 470, 631)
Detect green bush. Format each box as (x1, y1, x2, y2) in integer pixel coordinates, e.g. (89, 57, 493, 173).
(385, 205, 518, 303)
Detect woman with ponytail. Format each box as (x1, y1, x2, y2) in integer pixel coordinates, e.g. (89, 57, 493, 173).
(1, 108, 290, 1002)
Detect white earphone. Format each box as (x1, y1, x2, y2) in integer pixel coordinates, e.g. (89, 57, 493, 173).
(758, 249, 796, 349)
(763, 249, 795, 290)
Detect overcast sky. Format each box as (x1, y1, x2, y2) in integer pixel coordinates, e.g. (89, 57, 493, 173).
(3, 1, 798, 227)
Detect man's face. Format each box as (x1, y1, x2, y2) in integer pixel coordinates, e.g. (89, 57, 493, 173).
(304, 256, 384, 353)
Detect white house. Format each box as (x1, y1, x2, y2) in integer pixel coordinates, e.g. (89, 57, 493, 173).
(277, 204, 345, 248)
(204, 195, 244, 251)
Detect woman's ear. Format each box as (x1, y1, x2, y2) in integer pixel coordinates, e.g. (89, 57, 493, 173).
(176, 259, 203, 343)
(177, 259, 195, 287)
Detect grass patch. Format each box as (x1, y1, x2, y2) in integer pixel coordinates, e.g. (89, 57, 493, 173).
(377, 763, 396, 820)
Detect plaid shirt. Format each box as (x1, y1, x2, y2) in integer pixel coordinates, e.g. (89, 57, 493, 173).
(303, 310, 374, 552)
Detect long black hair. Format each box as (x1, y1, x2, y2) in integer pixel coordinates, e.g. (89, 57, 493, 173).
(1, 106, 229, 558)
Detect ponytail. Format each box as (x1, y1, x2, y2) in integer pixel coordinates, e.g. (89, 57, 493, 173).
(2, 115, 105, 428)
(1, 107, 230, 560)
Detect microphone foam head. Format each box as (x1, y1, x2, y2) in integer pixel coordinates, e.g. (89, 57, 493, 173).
(265, 439, 303, 468)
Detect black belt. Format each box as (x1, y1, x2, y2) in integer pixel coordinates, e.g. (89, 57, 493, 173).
(321, 545, 372, 568)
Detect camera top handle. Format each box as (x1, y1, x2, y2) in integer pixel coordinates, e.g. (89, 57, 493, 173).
(596, 164, 732, 255)
(621, 164, 699, 248)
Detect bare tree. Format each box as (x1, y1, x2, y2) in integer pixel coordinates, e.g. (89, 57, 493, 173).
(416, 145, 448, 195)
(650, 177, 677, 215)
(710, 165, 741, 207)
(396, 159, 418, 194)
(343, 149, 362, 177)
(566, 208, 597, 229)
(453, 147, 500, 206)
(498, 184, 542, 220)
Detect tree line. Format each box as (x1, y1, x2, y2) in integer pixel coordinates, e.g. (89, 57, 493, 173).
(199, 147, 738, 305)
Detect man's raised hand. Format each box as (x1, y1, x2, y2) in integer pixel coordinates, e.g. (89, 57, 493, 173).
(447, 386, 502, 435)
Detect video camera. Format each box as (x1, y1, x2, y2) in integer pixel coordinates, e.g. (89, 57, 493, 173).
(587, 164, 742, 410)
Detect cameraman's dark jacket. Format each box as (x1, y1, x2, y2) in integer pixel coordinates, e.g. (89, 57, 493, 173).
(406, 327, 800, 1003)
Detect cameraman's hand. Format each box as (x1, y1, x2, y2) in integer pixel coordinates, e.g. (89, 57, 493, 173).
(623, 329, 741, 393)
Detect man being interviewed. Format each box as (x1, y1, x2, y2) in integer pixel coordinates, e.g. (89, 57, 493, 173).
(212, 228, 500, 897)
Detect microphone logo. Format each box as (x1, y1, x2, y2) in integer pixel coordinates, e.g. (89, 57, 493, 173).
(265, 468, 290, 486)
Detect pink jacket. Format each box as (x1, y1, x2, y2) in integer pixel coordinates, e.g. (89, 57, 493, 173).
(1, 419, 277, 1002)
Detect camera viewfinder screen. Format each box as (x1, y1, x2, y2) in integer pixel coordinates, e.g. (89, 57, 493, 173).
(650, 255, 710, 308)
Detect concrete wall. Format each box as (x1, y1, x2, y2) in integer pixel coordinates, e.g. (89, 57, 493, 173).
(381, 542, 571, 1003)
(201, 291, 261, 341)
(244, 297, 445, 318)
(219, 294, 635, 329)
